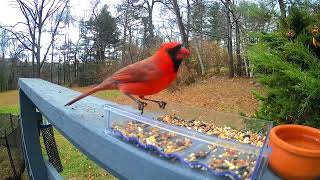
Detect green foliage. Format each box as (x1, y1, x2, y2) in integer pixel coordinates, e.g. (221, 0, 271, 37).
(281, 6, 314, 35)
(78, 62, 106, 86)
(46, 129, 116, 179)
(88, 5, 119, 60)
(206, 2, 225, 42)
(248, 7, 320, 127)
(238, 1, 275, 33)
(0, 105, 19, 115)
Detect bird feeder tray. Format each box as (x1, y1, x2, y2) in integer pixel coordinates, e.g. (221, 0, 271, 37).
(104, 103, 272, 180)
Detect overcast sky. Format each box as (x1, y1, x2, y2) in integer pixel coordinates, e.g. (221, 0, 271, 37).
(0, 0, 119, 25)
(0, 0, 119, 40)
(0, 0, 179, 59)
(0, 0, 121, 59)
(0, 0, 179, 58)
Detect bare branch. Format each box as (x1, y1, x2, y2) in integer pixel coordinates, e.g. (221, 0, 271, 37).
(17, 0, 37, 23)
(43, 0, 63, 23)
(159, 1, 175, 14)
(16, 0, 37, 44)
(219, 0, 241, 21)
(43, 0, 53, 9)
(41, 0, 69, 69)
(0, 26, 32, 51)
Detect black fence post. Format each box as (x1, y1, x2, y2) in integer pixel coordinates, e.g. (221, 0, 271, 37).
(4, 130, 18, 180)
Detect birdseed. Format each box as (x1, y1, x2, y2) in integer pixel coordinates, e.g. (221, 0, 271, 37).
(111, 113, 267, 180)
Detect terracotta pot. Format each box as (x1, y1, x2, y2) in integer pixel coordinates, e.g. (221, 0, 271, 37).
(269, 124, 320, 180)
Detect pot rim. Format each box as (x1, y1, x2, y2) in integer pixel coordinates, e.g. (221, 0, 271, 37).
(270, 124, 320, 157)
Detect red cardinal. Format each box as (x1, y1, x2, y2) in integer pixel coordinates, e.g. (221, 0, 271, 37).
(65, 42, 190, 114)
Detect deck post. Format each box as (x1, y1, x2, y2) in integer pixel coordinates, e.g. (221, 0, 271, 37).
(19, 89, 48, 180)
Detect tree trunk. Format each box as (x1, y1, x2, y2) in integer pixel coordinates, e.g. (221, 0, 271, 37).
(32, 46, 35, 78)
(31, 24, 36, 78)
(74, 52, 77, 79)
(195, 37, 205, 76)
(76, 58, 79, 81)
(148, 9, 154, 43)
(226, 0, 234, 78)
(172, 0, 194, 84)
(244, 57, 249, 77)
(141, 18, 149, 57)
(278, 0, 286, 19)
(68, 60, 71, 86)
(36, 3, 44, 79)
(50, 39, 54, 82)
(121, 1, 129, 65)
(186, 0, 191, 39)
(235, 20, 241, 76)
(68, 39, 71, 85)
(146, 0, 155, 46)
(250, 64, 254, 78)
(58, 60, 61, 85)
(172, 0, 189, 48)
(36, 23, 43, 79)
(36, 45, 41, 78)
(128, 26, 133, 63)
(63, 53, 66, 84)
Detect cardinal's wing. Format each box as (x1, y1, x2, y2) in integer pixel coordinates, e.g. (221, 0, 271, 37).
(111, 58, 163, 83)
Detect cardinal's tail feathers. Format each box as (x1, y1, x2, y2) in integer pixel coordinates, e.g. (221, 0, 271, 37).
(64, 80, 115, 106)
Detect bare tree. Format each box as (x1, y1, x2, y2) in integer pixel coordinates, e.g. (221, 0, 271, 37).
(0, 29, 10, 59)
(220, 0, 236, 77)
(117, 0, 137, 65)
(143, 0, 158, 44)
(172, 0, 189, 48)
(219, 0, 254, 77)
(134, 0, 161, 46)
(120, 0, 130, 63)
(186, 0, 191, 40)
(194, 38, 205, 76)
(235, 15, 241, 76)
(1, 0, 69, 78)
(170, 0, 195, 84)
(191, 0, 206, 76)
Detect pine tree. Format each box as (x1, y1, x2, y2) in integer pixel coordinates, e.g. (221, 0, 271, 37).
(248, 6, 320, 127)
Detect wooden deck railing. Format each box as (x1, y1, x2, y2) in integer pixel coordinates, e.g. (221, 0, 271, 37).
(18, 78, 280, 180)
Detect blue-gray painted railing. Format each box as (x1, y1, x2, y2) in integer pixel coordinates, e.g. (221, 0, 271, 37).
(18, 78, 280, 180)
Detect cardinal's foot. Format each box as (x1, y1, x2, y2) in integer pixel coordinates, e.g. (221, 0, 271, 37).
(138, 101, 147, 114)
(158, 101, 167, 109)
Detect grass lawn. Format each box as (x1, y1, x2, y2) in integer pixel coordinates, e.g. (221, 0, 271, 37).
(73, 87, 121, 100)
(0, 89, 118, 180)
(0, 105, 20, 115)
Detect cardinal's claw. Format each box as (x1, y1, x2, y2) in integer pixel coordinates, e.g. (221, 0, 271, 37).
(138, 101, 147, 114)
(158, 101, 167, 109)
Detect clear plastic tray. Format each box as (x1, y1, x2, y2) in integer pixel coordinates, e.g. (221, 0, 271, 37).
(104, 103, 272, 180)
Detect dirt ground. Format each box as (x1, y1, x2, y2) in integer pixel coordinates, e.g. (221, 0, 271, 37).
(111, 76, 261, 116)
(0, 90, 19, 106)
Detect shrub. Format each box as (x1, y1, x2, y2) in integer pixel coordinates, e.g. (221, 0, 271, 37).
(248, 6, 320, 127)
